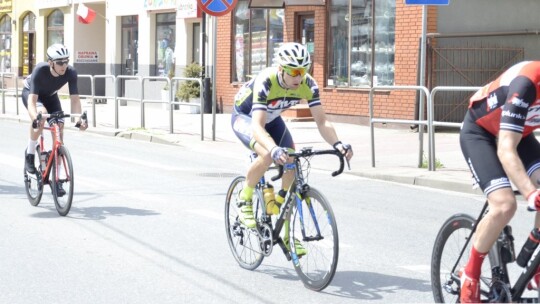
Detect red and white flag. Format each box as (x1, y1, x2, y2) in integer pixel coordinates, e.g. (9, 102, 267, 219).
(77, 3, 96, 24)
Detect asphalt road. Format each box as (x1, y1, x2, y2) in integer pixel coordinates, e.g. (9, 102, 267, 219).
(0, 119, 537, 303)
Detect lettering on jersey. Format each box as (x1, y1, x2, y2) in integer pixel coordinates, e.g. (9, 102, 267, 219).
(509, 93, 529, 108)
(487, 93, 498, 110)
(501, 110, 525, 120)
(268, 98, 300, 110)
(528, 104, 540, 114)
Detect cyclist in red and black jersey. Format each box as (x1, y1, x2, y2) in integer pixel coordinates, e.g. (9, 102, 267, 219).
(460, 61, 540, 302)
(22, 44, 87, 176)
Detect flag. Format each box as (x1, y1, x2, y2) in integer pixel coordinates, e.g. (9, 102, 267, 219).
(77, 3, 96, 24)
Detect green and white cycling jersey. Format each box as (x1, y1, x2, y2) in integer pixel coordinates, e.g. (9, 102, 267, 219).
(233, 66, 321, 124)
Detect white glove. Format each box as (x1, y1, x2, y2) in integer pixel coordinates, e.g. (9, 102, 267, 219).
(270, 146, 288, 163)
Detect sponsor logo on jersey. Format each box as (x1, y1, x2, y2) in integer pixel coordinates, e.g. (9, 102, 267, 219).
(268, 98, 300, 110)
(509, 93, 529, 108)
(501, 110, 525, 120)
(487, 93, 498, 110)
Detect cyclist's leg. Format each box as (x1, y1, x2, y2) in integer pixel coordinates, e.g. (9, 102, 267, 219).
(460, 112, 516, 301)
(518, 134, 540, 227)
(22, 89, 47, 173)
(231, 113, 271, 196)
(266, 116, 295, 193)
(517, 134, 540, 290)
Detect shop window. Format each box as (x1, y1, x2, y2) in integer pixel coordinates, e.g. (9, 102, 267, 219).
(47, 9, 64, 47)
(328, 0, 395, 87)
(156, 12, 176, 77)
(22, 12, 36, 76)
(0, 15, 11, 73)
(233, 0, 284, 83)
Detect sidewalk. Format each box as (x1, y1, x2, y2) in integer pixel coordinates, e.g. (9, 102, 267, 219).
(0, 96, 482, 196)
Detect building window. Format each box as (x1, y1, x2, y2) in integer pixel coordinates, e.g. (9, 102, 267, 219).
(192, 23, 200, 64)
(0, 15, 11, 73)
(233, 0, 284, 83)
(156, 12, 175, 77)
(22, 12, 36, 75)
(47, 9, 64, 46)
(328, 0, 395, 87)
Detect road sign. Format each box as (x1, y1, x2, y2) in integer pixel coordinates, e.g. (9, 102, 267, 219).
(405, 0, 449, 5)
(197, 0, 237, 17)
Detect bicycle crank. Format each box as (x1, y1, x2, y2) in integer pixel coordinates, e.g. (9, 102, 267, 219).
(258, 223, 273, 256)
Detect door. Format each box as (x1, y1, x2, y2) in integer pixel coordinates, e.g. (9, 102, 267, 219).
(121, 16, 138, 76)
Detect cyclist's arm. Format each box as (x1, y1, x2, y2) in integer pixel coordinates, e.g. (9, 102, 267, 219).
(310, 105, 340, 144)
(311, 104, 353, 160)
(69, 94, 88, 130)
(252, 109, 275, 151)
(27, 94, 39, 122)
(498, 129, 536, 197)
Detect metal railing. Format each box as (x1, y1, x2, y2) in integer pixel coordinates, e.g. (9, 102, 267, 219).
(0, 74, 211, 140)
(1, 73, 19, 115)
(369, 85, 432, 169)
(428, 86, 482, 170)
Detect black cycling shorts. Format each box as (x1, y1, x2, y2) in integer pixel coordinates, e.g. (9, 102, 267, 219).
(21, 88, 64, 124)
(231, 112, 294, 151)
(460, 111, 540, 195)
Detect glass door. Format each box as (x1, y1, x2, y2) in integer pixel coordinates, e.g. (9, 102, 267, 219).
(121, 16, 138, 76)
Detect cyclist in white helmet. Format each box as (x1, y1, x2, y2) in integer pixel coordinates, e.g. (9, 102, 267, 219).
(22, 44, 87, 183)
(231, 42, 353, 250)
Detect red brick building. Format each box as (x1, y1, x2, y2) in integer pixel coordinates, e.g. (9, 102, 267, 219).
(214, 1, 437, 124)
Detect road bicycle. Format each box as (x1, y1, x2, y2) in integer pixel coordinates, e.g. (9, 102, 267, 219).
(23, 111, 87, 216)
(431, 200, 540, 302)
(225, 147, 350, 291)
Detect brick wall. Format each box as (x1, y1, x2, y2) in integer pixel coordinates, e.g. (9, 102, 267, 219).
(216, 2, 428, 123)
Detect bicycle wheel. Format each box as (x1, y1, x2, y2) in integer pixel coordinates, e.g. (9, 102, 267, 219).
(431, 213, 495, 303)
(51, 145, 74, 216)
(225, 176, 265, 270)
(23, 147, 44, 206)
(289, 187, 338, 291)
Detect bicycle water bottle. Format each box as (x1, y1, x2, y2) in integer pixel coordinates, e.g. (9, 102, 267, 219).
(263, 184, 277, 215)
(516, 228, 540, 267)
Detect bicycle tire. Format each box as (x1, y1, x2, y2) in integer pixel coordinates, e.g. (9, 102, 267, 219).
(225, 176, 264, 270)
(23, 147, 44, 206)
(51, 145, 74, 216)
(431, 213, 495, 303)
(289, 187, 338, 291)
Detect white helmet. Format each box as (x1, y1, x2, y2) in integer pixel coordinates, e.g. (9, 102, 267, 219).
(276, 42, 311, 69)
(47, 44, 70, 61)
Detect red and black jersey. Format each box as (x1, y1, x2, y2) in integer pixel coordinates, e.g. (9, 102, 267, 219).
(468, 61, 540, 137)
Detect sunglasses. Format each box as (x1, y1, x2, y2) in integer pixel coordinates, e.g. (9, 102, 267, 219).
(283, 66, 307, 77)
(54, 59, 69, 66)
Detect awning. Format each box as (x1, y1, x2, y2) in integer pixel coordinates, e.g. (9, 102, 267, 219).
(249, 0, 325, 8)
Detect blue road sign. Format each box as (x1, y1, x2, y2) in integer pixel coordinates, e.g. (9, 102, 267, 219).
(198, 0, 237, 17)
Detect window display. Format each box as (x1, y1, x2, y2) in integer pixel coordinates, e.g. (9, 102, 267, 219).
(329, 0, 395, 88)
(0, 16, 11, 73)
(233, 0, 283, 83)
(156, 13, 175, 77)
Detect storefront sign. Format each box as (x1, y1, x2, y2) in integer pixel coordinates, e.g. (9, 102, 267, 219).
(0, 0, 12, 13)
(178, 0, 201, 19)
(75, 50, 99, 63)
(144, 0, 177, 10)
(36, 0, 70, 9)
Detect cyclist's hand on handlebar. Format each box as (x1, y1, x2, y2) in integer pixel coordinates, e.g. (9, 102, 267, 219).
(270, 146, 288, 165)
(333, 141, 353, 161)
(527, 189, 540, 211)
(31, 113, 43, 129)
